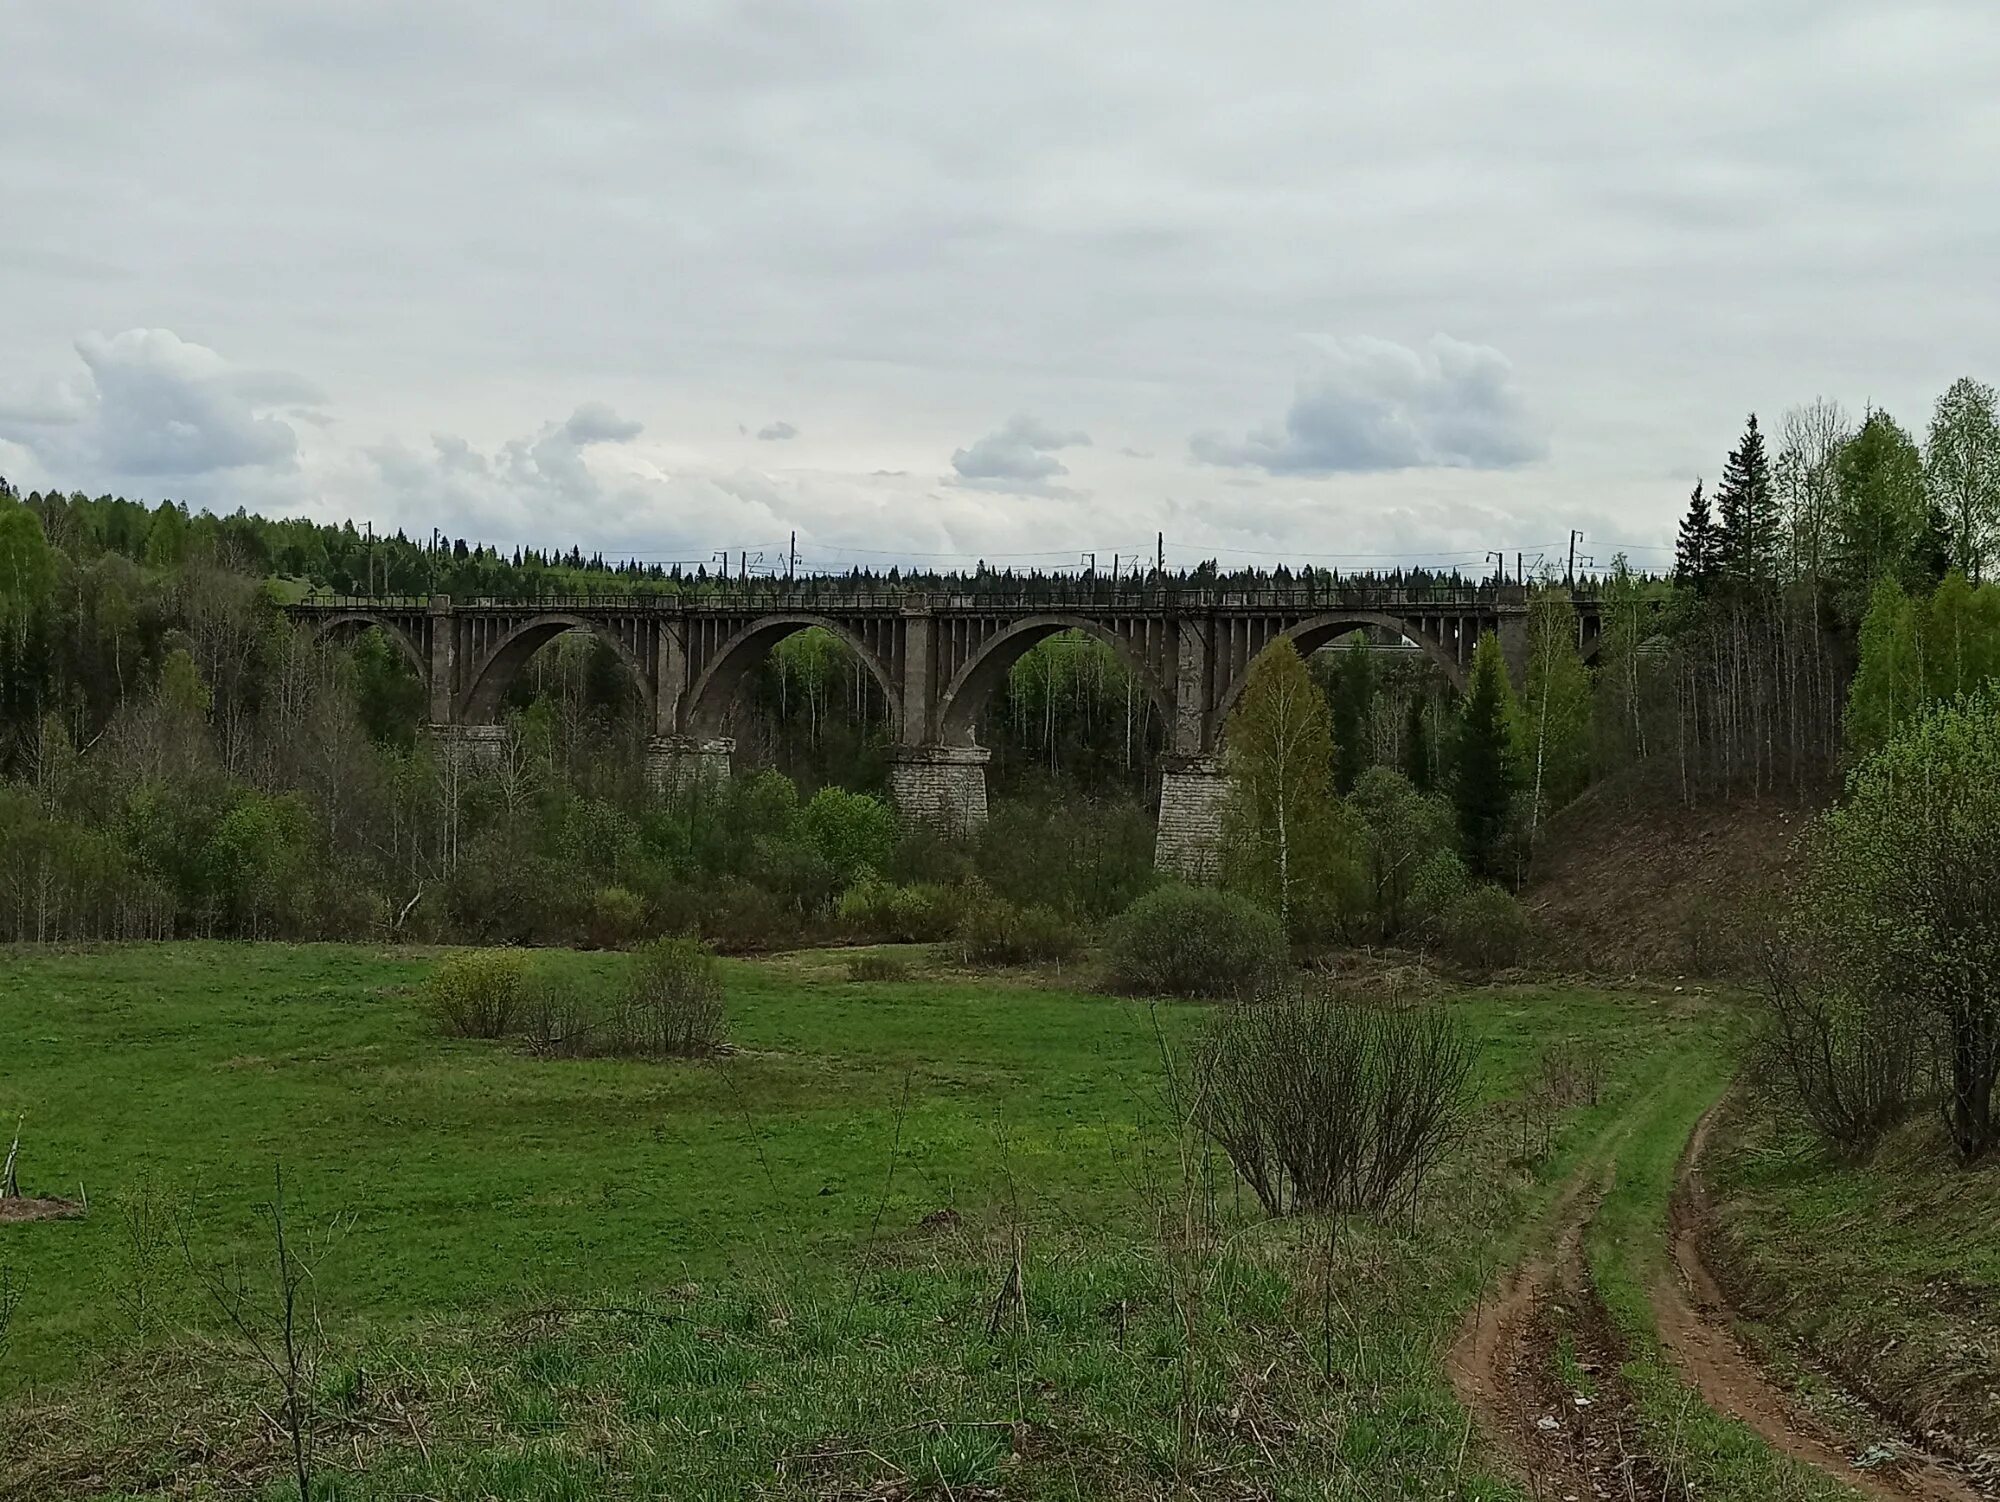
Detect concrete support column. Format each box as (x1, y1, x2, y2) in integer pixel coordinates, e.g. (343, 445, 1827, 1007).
(898, 606, 937, 745)
(1154, 754, 1230, 881)
(645, 735, 736, 795)
(888, 744, 990, 834)
(426, 594, 456, 725)
(1495, 614, 1530, 688)
(430, 721, 507, 772)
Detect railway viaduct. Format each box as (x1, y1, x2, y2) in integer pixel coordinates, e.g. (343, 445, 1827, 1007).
(286, 581, 1602, 874)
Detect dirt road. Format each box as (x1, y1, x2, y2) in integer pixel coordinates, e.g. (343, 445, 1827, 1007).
(1450, 1106, 1989, 1502)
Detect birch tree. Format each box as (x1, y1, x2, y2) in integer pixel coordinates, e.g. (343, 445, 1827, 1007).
(1222, 640, 1359, 940)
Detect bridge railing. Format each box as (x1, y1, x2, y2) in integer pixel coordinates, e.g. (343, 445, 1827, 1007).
(294, 580, 1598, 613)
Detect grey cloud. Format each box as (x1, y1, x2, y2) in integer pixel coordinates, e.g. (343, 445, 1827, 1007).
(757, 419, 798, 441)
(561, 401, 643, 445)
(950, 414, 1091, 485)
(0, 329, 309, 481)
(7, 5, 2000, 563)
(1191, 336, 1547, 476)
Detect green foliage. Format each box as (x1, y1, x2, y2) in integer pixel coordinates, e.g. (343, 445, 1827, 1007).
(1327, 633, 1376, 795)
(1845, 571, 2000, 754)
(1437, 883, 1531, 975)
(1405, 848, 1469, 934)
(970, 793, 1157, 920)
(1104, 884, 1287, 998)
(1223, 640, 1363, 940)
(1349, 767, 1457, 941)
(1924, 376, 2000, 581)
(0, 494, 55, 649)
(799, 787, 897, 887)
(1714, 413, 1779, 587)
(426, 949, 530, 1038)
(838, 877, 962, 943)
(1807, 685, 2000, 1159)
(1834, 409, 1928, 611)
(1515, 589, 1593, 834)
(588, 886, 650, 948)
(1453, 633, 1516, 880)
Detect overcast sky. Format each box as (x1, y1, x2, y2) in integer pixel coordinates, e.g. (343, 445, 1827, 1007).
(3, 2, 1997, 576)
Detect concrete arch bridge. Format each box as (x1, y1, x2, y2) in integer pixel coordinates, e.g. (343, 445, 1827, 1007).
(287, 582, 1603, 872)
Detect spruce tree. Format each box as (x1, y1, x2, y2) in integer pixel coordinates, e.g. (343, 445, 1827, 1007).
(1715, 413, 1778, 585)
(1402, 691, 1432, 793)
(1674, 480, 1717, 589)
(1328, 633, 1375, 795)
(1454, 632, 1516, 880)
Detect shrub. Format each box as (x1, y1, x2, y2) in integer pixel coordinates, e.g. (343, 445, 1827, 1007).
(608, 938, 727, 1057)
(1759, 949, 1920, 1160)
(1104, 885, 1287, 998)
(588, 885, 648, 948)
(1194, 979, 1477, 1216)
(956, 893, 1083, 966)
(1437, 883, 1530, 974)
(800, 788, 897, 886)
(845, 951, 912, 984)
(519, 969, 600, 1057)
(839, 878, 962, 943)
(1405, 848, 1468, 934)
(426, 949, 529, 1038)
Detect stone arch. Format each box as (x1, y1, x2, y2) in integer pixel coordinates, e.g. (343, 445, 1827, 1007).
(457, 613, 654, 725)
(936, 614, 1174, 745)
(307, 611, 428, 682)
(683, 613, 901, 739)
(1213, 610, 1467, 734)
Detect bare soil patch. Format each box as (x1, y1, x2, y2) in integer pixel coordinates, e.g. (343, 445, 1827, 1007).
(0, 1195, 83, 1224)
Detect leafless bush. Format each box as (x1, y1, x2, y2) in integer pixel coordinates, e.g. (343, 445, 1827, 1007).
(1539, 1038, 1608, 1110)
(178, 1165, 349, 1502)
(1194, 979, 1477, 1218)
(424, 949, 528, 1038)
(845, 951, 912, 983)
(606, 938, 727, 1057)
(114, 1175, 183, 1344)
(1760, 948, 1921, 1159)
(518, 970, 601, 1057)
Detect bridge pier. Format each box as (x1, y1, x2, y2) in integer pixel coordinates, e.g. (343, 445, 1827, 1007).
(645, 735, 736, 795)
(888, 744, 990, 835)
(430, 722, 507, 773)
(1154, 754, 1231, 881)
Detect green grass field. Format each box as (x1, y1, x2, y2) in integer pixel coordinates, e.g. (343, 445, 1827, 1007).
(0, 943, 1774, 1499)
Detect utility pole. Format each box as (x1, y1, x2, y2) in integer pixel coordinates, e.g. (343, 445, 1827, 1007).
(1156, 532, 1165, 577)
(789, 530, 797, 582)
(366, 520, 375, 597)
(1515, 552, 1523, 588)
(1567, 530, 1582, 589)
(1486, 550, 1505, 585)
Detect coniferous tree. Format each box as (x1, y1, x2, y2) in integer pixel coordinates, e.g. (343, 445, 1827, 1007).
(1328, 633, 1375, 795)
(1402, 691, 1432, 793)
(1674, 480, 1717, 590)
(1453, 632, 1516, 880)
(1715, 414, 1778, 586)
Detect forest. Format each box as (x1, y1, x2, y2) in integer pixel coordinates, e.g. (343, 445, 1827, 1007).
(1, 381, 1998, 962)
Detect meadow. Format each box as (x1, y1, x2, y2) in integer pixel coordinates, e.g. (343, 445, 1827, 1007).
(0, 942, 1750, 1500)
